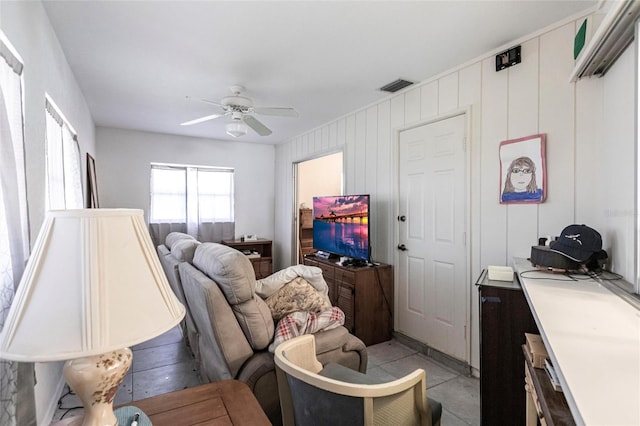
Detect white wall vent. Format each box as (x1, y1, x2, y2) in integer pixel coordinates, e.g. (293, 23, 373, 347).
(570, 0, 640, 82)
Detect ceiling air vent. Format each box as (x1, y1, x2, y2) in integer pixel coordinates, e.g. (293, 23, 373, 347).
(379, 79, 414, 93)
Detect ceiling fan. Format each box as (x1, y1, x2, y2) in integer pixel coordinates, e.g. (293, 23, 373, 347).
(181, 85, 298, 138)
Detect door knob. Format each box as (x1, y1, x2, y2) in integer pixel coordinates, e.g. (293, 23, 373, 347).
(397, 244, 407, 251)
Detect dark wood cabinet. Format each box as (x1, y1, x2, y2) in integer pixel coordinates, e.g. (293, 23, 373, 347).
(298, 208, 315, 263)
(304, 255, 393, 346)
(222, 239, 272, 279)
(476, 269, 538, 426)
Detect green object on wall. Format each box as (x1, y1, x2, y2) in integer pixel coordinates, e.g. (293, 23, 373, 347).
(574, 19, 587, 60)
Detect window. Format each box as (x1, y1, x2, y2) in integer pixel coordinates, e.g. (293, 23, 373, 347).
(0, 31, 35, 425)
(45, 95, 82, 210)
(196, 168, 234, 222)
(150, 164, 234, 223)
(149, 166, 187, 222)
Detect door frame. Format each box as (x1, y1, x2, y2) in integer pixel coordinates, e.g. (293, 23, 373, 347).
(391, 107, 473, 363)
(291, 149, 345, 266)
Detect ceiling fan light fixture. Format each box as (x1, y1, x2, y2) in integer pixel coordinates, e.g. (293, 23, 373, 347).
(183, 85, 295, 137)
(225, 121, 248, 138)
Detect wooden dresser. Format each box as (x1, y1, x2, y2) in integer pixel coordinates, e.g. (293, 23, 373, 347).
(303, 255, 393, 346)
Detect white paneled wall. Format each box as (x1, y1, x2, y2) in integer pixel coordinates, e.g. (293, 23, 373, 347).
(600, 47, 635, 280)
(276, 13, 634, 370)
(539, 24, 577, 239)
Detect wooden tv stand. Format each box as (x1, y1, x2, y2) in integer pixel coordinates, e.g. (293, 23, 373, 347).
(303, 255, 393, 346)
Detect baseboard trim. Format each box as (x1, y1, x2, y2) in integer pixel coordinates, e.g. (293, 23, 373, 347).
(393, 332, 471, 376)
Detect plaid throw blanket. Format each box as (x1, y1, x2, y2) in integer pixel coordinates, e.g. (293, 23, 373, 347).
(269, 307, 345, 352)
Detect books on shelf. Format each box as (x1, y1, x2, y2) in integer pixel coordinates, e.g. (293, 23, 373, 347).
(544, 359, 563, 392)
(525, 333, 549, 369)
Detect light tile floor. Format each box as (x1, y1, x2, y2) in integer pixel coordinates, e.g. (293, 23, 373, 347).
(53, 327, 480, 425)
(366, 339, 480, 426)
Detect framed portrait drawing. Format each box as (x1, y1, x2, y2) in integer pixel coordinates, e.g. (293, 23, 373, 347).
(499, 134, 546, 204)
(86, 153, 99, 208)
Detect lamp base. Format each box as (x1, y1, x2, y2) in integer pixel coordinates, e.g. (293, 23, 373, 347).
(62, 348, 132, 426)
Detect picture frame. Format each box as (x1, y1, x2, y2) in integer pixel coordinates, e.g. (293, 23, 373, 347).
(86, 153, 99, 208)
(499, 134, 546, 204)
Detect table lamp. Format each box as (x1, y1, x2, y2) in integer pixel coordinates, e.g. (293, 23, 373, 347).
(0, 209, 185, 426)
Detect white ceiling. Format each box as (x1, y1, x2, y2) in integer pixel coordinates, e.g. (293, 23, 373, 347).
(42, 0, 596, 145)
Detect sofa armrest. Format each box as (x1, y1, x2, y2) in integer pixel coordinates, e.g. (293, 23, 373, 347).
(313, 326, 368, 373)
(237, 352, 280, 424)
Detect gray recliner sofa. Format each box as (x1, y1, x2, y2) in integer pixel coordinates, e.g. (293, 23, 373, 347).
(178, 241, 368, 425)
(156, 232, 202, 362)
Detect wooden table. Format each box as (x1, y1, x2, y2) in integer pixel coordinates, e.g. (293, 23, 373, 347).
(52, 381, 270, 426)
(128, 380, 271, 425)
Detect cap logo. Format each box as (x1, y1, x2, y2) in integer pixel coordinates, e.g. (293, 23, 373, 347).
(565, 233, 582, 245)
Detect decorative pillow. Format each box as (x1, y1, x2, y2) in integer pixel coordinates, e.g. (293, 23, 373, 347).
(265, 277, 331, 320)
(256, 264, 329, 302)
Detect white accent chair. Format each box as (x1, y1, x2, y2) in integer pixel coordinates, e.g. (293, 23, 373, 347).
(275, 334, 442, 426)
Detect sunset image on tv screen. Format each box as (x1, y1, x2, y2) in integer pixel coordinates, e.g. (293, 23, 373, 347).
(312, 195, 369, 261)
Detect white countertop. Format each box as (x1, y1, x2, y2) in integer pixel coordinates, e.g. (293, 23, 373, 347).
(513, 258, 640, 426)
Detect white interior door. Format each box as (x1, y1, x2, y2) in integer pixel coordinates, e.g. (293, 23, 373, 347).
(397, 114, 468, 361)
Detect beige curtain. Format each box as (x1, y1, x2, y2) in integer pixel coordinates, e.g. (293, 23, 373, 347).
(149, 222, 235, 247)
(196, 222, 235, 243)
(149, 222, 187, 247)
(45, 98, 83, 210)
(149, 165, 235, 247)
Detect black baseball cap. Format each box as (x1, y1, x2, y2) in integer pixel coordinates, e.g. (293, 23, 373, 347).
(550, 224, 602, 263)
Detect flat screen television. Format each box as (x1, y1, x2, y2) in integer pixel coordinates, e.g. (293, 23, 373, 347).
(312, 194, 370, 262)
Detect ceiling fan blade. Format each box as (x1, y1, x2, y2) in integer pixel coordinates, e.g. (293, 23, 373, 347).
(244, 115, 272, 136)
(186, 95, 222, 107)
(180, 113, 224, 126)
(200, 98, 223, 107)
(253, 107, 299, 118)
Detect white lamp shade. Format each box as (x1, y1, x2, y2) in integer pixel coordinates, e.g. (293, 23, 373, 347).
(0, 209, 185, 362)
(226, 121, 248, 138)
